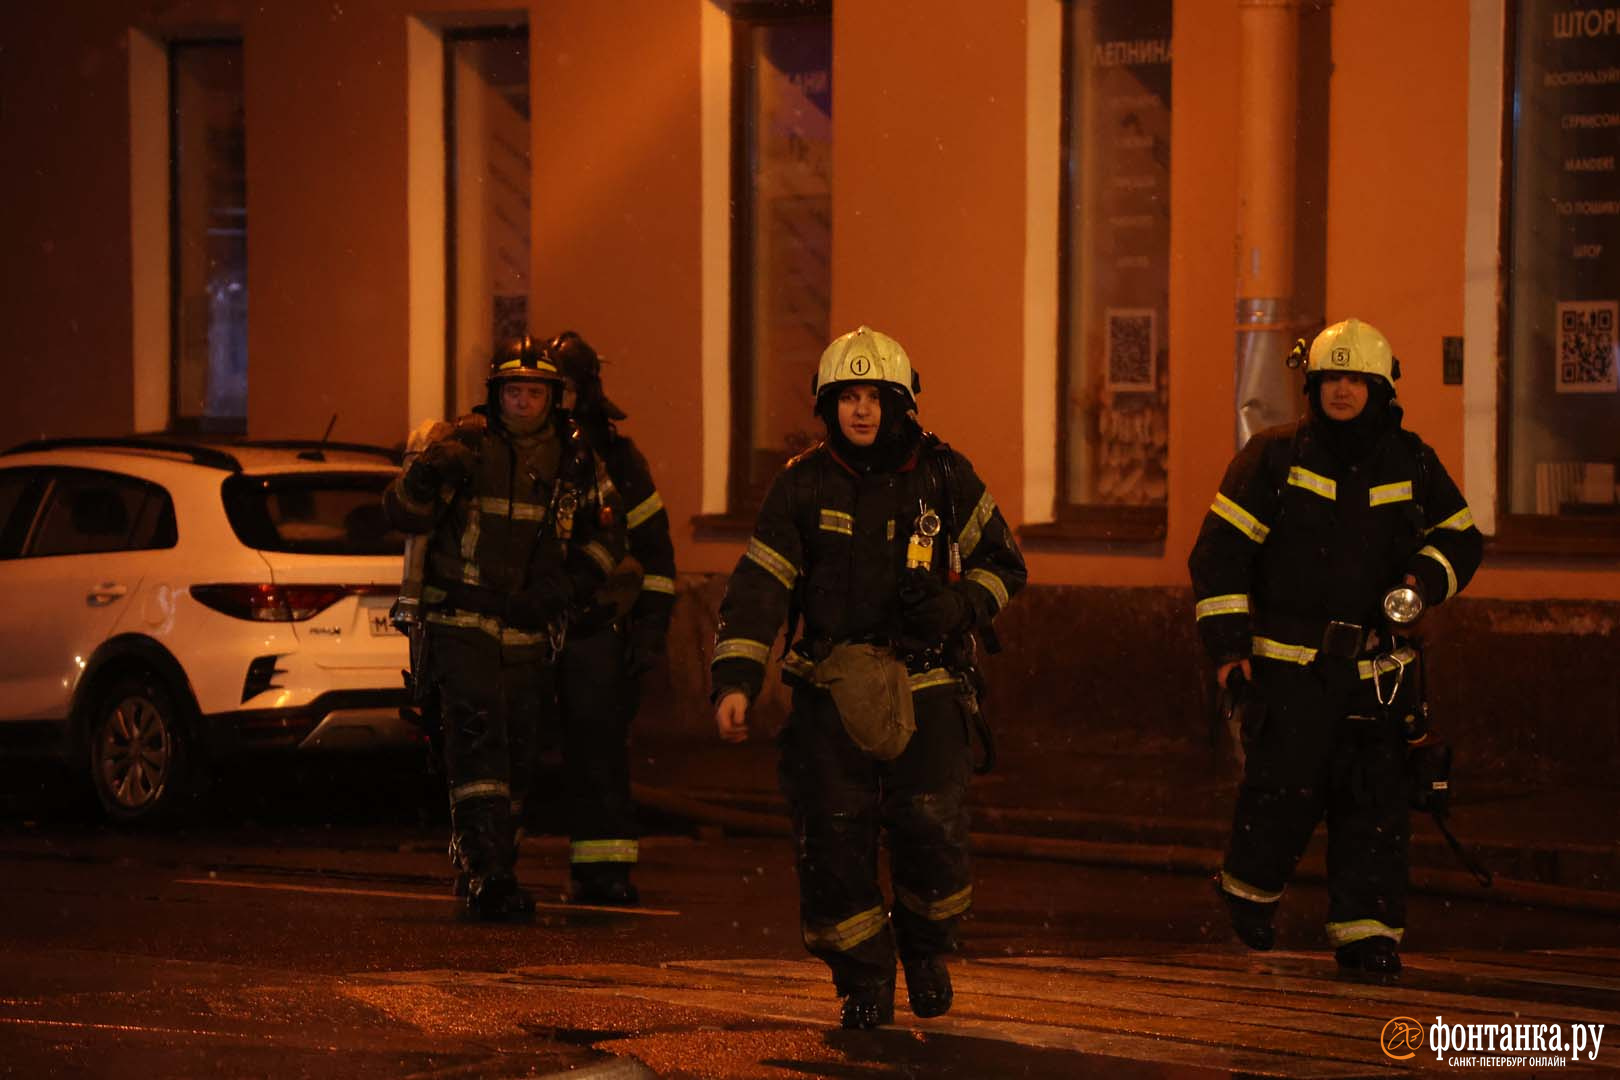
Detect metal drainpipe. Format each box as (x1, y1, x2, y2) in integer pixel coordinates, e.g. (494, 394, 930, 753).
(1234, 0, 1305, 447)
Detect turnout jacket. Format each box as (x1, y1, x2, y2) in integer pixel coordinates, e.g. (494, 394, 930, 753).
(711, 439, 1026, 702)
(1187, 417, 1482, 667)
(593, 433, 677, 638)
(383, 413, 625, 661)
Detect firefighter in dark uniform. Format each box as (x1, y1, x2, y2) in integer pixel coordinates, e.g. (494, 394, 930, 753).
(384, 336, 624, 921)
(1189, 318, 1483, 976)
(542, 330, 677, 905)
(712, 326, 1026, 1029)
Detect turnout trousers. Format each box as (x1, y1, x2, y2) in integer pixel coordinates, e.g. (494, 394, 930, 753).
(429, 630, 549, 882)
(1221, 655, 1411, 947)
(556, 624, 640, 885)
(777, 684, 974, 996)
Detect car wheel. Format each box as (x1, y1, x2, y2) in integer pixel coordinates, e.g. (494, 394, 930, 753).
(88, 673, 198, 824)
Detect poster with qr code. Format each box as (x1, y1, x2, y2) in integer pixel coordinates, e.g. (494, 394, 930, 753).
(1105, 309, 1157, 392)
(1555, 301, 1617, 394)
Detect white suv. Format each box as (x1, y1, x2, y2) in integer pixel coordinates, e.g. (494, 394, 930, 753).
(0, 437, 417, 822)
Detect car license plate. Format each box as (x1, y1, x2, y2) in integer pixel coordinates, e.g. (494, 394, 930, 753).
(365, 600, 403, 636)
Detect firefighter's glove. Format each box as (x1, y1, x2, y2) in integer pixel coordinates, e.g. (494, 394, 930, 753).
(898, 569, 969, 642)
(623, 620, 666, 680)
(403, 440, 474, 503)
(424, 438, 477, 484)
(507, 573, 572, 631)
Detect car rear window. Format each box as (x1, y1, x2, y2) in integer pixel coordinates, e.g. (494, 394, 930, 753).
(221, 472, 405, 555)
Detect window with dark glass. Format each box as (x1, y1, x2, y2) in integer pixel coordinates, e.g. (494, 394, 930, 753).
(445, 26, 532, 417)
(170, 40, 247, 433)
(27, 471, 177, 559)
(1055, 0, 1172, 540)
(0, 469, 48, 560)
(728, 2, 832, 514)
(1500, 1, 1620, 549)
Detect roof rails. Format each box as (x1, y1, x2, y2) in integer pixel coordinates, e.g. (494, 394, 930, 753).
(239, 440, 401, 464)
(1, 436, 243, 472)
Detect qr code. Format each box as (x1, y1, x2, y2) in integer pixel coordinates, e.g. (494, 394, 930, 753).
(493, 295, 529, 343)
(1556, 300, 1618, 394)
(1105, 309, 1156, 392)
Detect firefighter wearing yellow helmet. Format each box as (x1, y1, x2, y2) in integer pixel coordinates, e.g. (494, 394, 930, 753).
(712, 325, 1026, 1029)
(811, 324, 922, 403)
(1189, 316, 1482, 978)
(384, 333, 625, 921)
(1303, 317, 1399, 387)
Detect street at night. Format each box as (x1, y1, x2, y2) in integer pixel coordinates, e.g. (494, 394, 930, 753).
(2, 764, 1617, 1078)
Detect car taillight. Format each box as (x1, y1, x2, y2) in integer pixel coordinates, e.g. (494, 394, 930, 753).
(190, 583, 356, 621)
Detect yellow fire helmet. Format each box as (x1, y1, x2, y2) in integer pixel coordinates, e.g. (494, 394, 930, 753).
(1305, 318, 1399, 388)
(811, 325, 921, 405)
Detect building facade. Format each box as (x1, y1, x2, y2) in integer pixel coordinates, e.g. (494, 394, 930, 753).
(3, 1, 1616, 776)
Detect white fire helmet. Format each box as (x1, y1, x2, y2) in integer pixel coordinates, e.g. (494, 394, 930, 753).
(812, 325, 921, 405)
(1305, 318, 1399, 389)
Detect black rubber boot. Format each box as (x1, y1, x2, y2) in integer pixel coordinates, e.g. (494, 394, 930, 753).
(462, 873, 536, 922)
(569, 864, 640, 906)
(901, 953, 953, 1018)
(1215, 877, 1277, 951)
(839, 979, 896, 1030)
(1336, 936, 1401, 978)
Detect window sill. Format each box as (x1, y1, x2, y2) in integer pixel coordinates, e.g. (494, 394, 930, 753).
(1018, 507, 1167, 550)
(1485, 514, 1620, 559)
(691, 513, 757, 540)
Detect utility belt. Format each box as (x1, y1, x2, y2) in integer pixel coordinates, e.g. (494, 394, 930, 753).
(429, 580, 517, 619)
(425, 579, 568, 658)
(1254, 612, 1381, 661)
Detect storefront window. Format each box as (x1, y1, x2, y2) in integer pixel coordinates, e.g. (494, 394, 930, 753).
(1503, 1, 1620, 531)
(170, 41, 247, 432)
(1056, 0, 1172, 539)
(729, 2, 832, 514)
(446, 28, 531, 417)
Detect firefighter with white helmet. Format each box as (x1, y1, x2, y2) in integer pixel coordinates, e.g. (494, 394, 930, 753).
(1189, 317, 1482, 977)
(384, 335, 625, 921)
(712, 326, 1026, 1028)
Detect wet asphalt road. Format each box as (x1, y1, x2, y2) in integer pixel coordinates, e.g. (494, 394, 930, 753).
(2, 761, 1618, 1078)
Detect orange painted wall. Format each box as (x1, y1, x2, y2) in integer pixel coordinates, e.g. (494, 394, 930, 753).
(0, 5, 147, 442)
(1326, 0, 1468, 477)
(528, 0, 708, 569)
(829, 1, 1029, 524)
(243, 0, 413, 448)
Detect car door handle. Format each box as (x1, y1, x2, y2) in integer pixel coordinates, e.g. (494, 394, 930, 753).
(86, 583, 128, 607)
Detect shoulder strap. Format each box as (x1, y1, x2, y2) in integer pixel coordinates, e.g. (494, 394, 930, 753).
(781, 453, 821, 657)
(920, 432, 961, 579)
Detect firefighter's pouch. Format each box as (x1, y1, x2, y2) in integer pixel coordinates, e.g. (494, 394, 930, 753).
(813, 643, 915, 760)
(1408, 737, 1452, 816)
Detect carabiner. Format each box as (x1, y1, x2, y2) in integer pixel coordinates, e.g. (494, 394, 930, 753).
(1372, 651, 1407, 707)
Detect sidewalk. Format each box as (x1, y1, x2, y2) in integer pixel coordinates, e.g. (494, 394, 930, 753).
(630, 734, 1620, 899)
